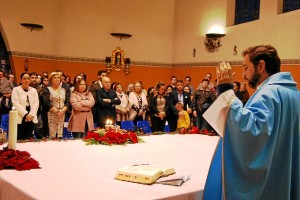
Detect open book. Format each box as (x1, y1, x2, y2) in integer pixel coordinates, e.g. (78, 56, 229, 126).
(156, 175, 191, 186)
(115, 165, 175, 184)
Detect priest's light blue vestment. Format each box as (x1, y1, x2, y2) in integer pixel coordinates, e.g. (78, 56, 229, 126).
(203, 72, 300, 200)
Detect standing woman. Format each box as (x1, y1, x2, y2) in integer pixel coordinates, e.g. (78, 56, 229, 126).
(11, 73, 39, 140)
(68, 79, 95, 138)
(114, 82, 129, 125)
(128, 81, 148, 125)
(42, 72, 70, 139)
(148, 81, 168, 132)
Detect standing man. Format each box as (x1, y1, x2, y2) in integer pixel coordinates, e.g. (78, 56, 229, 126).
(203, 45, 300, 200)
(96, 76, 120, 127)
(8, 73, 18, 87)
(240, 82, 250, 106)
(170, 76, 177, 91)
(184, 76, 194, 94)
(233, 81, 243, 101)
(168, 80, 192, 132)
(29, 72, 43, 138)
(196, 73, 215, 90)
(0, 70, 14, 120)
(90, 70, 107, 126)
(193, 78, 216, 131)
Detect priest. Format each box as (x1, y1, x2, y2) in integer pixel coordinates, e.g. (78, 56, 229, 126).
(203, 45, 300, 200)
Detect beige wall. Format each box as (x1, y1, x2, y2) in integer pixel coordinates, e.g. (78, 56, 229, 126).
(1, 0, 300, 63)
(0, 0, 175, 63)
(173, 0, 300, 62)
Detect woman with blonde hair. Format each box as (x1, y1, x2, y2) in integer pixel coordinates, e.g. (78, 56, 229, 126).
(68, 79, 95, 138)
(42, 72, 70, 139)
(128, 81, 148, 124)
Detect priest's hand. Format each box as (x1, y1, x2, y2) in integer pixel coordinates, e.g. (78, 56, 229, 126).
(217, 62, 235, 85)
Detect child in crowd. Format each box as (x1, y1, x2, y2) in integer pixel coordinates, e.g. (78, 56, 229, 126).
(175, 102, 190, 133)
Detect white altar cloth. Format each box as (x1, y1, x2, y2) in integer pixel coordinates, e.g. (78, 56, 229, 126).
(0, 134, 219, 200)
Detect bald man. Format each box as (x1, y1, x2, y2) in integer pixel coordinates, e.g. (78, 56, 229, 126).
(95, 77, 121, 127)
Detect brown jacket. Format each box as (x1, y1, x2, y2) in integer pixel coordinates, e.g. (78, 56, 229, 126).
(68, 91, 95, 132)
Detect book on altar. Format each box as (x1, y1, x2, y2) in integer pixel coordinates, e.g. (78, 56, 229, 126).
(156, 174, 191, 186)
(115, 165, 175, 185)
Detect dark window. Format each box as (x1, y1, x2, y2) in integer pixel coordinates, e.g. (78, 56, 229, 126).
(235, 0, 260, 25)
(0, 32, 11, 74)
(283, 0, 300, 13)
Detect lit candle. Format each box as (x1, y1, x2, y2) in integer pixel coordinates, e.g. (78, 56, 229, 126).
(106, 119, 109, 125)
(8, 107, 18, 149)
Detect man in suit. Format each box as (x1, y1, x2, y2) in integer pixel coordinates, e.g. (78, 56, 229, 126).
(96, 76, 120, 127)
(90, 70, 107, 126)
(168, 80, 192, 132)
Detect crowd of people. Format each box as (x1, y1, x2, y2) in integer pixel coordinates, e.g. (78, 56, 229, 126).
(0, 68, 250, 140)
(1, 44, 298, 199)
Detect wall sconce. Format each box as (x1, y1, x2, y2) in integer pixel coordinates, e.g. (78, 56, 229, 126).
(105, 47, 131, 77)
(204, 33, 225, 52)
(20, 23, 43, 32)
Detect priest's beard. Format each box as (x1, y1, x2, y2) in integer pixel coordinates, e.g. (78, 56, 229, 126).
(245, 71, 261, 89)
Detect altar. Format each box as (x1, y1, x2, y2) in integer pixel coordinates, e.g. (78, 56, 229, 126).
(0, 134, 219, 200)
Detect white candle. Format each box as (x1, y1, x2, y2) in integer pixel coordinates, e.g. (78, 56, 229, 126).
(8, 107, 18, 149)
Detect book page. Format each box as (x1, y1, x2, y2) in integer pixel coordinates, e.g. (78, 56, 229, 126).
(156, 175, 190, 186)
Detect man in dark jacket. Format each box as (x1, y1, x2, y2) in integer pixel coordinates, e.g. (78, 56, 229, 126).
(168, 80, 192, 132)
(96, 76, 120, 128)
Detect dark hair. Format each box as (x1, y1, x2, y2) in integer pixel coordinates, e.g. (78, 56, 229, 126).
(80, 73, 87, 81)
(234, 81, 241, 89)
(74, 78, 88, 93)
(171, 76, 177, 80)
(29, 72, 37, 77)
(242, 45, 281, 75)
(177, 80, 184, 84)
(166, 85, 173, 90)
(202, 78, 209, 83)
(155, 81, 165, 91)
(185, 76, 192, 82)
(97, 70, 106, 76)
(20, 72, 30, 79)
(113, 82, 122, 91)
(147, 86, 154, 96)
(65, 75, 71, 83)
(73, 74, 83, 85)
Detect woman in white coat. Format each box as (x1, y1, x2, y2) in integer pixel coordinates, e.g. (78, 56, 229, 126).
(11, 73, 39, 140)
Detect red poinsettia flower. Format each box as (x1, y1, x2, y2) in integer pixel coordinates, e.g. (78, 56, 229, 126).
(129, 131, 138, 143)
(0, 148, 40, 171)
(83, 129, 141, 145)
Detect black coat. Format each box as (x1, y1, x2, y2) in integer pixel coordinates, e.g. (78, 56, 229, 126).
(96, 88, 121, 127)
(168, 91, 192, 116)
